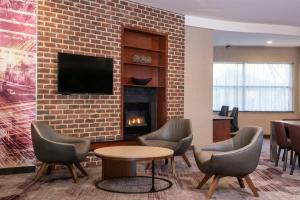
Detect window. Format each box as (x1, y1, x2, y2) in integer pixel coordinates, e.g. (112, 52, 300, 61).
(213, 63, 293, 112)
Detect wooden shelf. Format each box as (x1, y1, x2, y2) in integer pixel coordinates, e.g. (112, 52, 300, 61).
(124, 62, 165, 68)
(123, 83, 165, 88)
(124, 45, 165, 53)
(121, 26, 168, 137)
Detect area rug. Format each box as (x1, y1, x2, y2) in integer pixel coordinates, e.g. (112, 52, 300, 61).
(0, 149, 300, 200)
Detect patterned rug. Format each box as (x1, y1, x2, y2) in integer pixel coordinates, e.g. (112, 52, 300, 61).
(0, 148, 300, 200)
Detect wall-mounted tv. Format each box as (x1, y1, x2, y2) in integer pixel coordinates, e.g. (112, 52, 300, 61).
(58, 53, 113, 94)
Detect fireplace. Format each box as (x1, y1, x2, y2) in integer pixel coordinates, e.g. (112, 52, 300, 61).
(124, 103, 151, 140)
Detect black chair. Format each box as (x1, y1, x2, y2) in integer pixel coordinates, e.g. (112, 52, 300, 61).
(230, 107, 239, 132)
(219, 105, 229, 116)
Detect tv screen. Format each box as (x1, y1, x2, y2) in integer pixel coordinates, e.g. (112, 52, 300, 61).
(58, 53, 113, 94)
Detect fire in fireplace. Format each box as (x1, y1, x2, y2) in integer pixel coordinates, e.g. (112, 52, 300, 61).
(126, 115, 146, 127)
(124, 102, 151, 140)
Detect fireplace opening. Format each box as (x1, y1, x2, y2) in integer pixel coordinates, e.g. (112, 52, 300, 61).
(124, 102, 151, 140)
(126, 114, 147, 127)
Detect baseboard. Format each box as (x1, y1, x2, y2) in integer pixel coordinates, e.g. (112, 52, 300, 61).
(0, 166, 36, 175)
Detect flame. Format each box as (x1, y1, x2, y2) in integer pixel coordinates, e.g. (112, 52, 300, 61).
(127, 116, 145, 126)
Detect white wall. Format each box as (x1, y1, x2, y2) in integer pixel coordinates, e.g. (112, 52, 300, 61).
(214, 46, 300, 135)
(185, 26, 214, 146)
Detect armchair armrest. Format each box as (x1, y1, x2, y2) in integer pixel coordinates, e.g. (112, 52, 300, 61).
(34, 136, 78, 163)
(175, 134, 193, 155)
(138, 128, 163, 142)
(200, 138, 234, 152)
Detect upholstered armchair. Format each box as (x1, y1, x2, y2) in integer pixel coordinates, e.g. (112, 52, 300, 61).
(193, 126, 263, 199)
(31, 122, 91, 183)
(138, 119, 193, 174)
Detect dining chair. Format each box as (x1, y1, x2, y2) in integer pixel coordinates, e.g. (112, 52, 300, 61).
(287, 124, 300, 175)
(273, 121, 293, 171)
(230, 107, 239, 132)
(219, 105, 229, 116)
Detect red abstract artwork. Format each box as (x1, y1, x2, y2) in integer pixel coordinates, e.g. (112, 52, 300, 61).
(0, 0, 36, 168)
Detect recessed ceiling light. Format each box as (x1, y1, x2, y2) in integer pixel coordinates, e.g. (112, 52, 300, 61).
(267, 40, 273, 44)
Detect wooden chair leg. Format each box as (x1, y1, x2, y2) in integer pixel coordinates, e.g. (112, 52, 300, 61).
(74, 162, 88, 176)
(275, 147, 281, 166)
(237, 177, 245, 188)
(197, 174, 212, 189)
(67, 164, 78, 183)
(244, 175, 259, 197)
(182, 153, 192, 167)
(290, 153, 298, 175)
(46, 164, 54, 175)
(145, 162, 152, 170)
(282, 149, 285, 161)
(283, 148, 288, 171)
(171, 157, 176, 176)
(33, 163, 48, 182)
(206, 175, 221, 199)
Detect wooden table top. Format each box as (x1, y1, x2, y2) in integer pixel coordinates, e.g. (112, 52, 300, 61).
(271, 120, 300, 126)
(94, 146, 174, 161)
(213, 115, 233, 120)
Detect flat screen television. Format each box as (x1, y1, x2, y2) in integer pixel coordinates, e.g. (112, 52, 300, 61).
(58, 53, 113, 94)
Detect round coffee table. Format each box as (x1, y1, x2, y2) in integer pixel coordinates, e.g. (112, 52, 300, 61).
(94, 146, 174, 193)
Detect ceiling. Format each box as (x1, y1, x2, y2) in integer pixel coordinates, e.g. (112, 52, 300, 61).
(132, 0, 300, 27)
(214, 31, 300, 47)
(132, 0, 300, 47)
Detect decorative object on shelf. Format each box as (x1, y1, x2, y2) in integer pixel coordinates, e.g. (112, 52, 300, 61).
(131, 77, 152, 85)
(132, 55, 152, 64)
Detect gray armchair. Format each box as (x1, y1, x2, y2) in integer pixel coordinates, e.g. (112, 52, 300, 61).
(138, 119, 193, 174)
(31, 122, 91, 183)
(193, 126, 263, 199)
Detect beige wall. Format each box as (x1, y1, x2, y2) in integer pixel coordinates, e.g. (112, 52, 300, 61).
(214, 46, 300, 135)
(185, 26, 214, 146)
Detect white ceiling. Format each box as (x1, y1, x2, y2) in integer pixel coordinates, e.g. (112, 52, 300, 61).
(132, 0, 300, 27)
(132, 0, 300, 47)
(214, 31, 300, 47)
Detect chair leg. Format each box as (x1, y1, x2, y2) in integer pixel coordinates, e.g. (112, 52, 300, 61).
(165, 158, 168, 165)
(244, 175, 259, 197)
(275, 147, 281, 167)
(283, 148, 288, 171)
(237, 177, 245, 188)
(46, 164, 54, 175)
(290, 150, 293, 165)
(74, 162, 88, 176)
(67, 164, 78, 183)
(182, 153, 192, 167)
(171, 156, 176, 176)
(33, 163, 48, 182)
(282, 149, 285, 161)
(290, 153, 298, 175)
(197, 174, 212, 189)
(206, 175, 221, 199)
(145, 162, 152, 170)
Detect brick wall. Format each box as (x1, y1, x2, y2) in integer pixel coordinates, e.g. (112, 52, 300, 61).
(37, 0, 185, 148)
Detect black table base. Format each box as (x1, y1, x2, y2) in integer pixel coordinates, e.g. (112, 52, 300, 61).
(95, 160, 173, 193)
